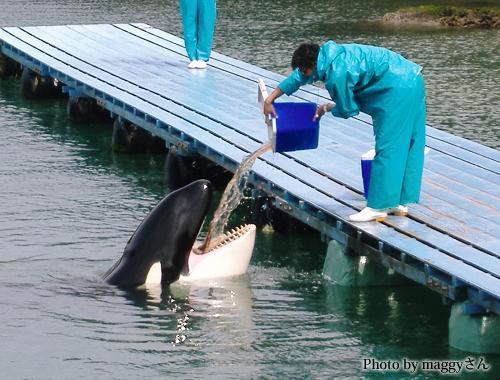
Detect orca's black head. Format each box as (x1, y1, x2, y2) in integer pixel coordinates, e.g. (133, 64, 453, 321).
(104, 179, 212, 288)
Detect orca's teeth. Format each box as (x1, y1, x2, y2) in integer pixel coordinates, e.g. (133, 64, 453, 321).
(206, 224, 252, 252)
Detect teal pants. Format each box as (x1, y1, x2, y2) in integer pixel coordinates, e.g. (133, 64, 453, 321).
(367, 74, 426, 210)
(179, 0, 216, 61)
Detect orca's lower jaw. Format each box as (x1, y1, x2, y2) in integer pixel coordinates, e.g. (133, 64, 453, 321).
(181, 224, 256, 282)
(144, 224, 256, 285)
(201, 224, 255, 253)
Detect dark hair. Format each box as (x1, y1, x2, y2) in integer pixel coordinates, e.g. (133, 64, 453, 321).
(291, 43, 320, 70)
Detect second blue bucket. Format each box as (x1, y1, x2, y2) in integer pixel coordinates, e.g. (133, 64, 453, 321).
(270, 102, 320, 153)
(361, 149, 375, 198)
(360, 147, 429, 198)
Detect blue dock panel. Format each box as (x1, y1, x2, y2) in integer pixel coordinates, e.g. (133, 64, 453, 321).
(0, 23, 499, 314)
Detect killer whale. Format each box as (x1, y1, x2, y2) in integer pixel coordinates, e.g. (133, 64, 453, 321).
(104, 179, 212, 287)
(104, 179, 256, 288)
(145, 224, 256, 284)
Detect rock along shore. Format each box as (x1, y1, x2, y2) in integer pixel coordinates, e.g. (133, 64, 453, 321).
(382, 6, 500, 28)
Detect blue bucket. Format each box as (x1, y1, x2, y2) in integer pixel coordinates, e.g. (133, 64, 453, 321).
(361, 149, 375, 198)
(269, 102, 320, 153)
(360, 147, 429, 198)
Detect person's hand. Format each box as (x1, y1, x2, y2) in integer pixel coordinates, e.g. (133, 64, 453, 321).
(263, 98, 277, 118)
(313, 104, 327, 121)
(313, 103, 333, 121)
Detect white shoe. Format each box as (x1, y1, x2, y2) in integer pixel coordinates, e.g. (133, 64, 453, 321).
(188, 60, 198, 69)
(348, 207, 387, 222)
(386, 205, 408, 216)
(196, 60, 207, 69)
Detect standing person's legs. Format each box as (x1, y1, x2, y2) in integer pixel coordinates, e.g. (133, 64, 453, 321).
(367, 121, 410, 210)
(179, 0, 198, 61)
(196, 0, 216, 62)
(366, 93, 416, 211)
(400, 74, 426, 206)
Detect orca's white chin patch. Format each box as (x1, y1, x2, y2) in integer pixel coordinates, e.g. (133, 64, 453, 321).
(144, 224, 256, 285)
(145, 262, 162, 285)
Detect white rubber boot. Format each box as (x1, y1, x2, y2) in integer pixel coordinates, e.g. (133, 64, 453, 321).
(348, 207, 387, 222)
(196, 60, 207, 69)
(188, 60, 198, 69)
(386, 205, 408, 216)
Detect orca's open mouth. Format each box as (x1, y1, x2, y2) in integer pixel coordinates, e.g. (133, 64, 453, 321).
(146, 224, 256, 284)
(195, 224, 253, 254)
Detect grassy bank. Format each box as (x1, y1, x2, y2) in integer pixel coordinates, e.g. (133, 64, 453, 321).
(382, 3, 500, 28)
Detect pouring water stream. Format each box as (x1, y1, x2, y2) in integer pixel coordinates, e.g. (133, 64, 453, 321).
(196, 142, 272, 253)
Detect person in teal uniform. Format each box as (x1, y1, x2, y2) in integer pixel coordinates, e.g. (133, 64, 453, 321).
(179, 0, 216, 69)
(264, 42, 426, 222)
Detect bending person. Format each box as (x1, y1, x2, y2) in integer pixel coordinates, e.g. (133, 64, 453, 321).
(179, 0, 217, 69)
(264, 42, 426, 222)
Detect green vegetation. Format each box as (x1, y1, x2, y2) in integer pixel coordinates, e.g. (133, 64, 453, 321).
(400, 4, 500, 18)
(382, 2, 500, 28)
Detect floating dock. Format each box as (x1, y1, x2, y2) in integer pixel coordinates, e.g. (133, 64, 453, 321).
(1, 24, 499, 315)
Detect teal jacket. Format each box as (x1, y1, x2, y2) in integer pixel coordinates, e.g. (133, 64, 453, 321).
(278, 41, 422, 119)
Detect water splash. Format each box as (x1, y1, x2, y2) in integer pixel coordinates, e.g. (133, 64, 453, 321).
(197, 142, 272, 253)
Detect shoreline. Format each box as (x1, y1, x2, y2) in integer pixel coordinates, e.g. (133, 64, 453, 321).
(382, 5, 500, 28)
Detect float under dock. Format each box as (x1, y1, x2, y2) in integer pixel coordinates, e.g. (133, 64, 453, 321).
(1, 24, 499, 314)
